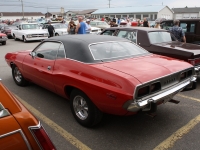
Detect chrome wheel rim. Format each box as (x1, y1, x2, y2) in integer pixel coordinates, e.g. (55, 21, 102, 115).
(73, 96, 88, 120)
(14, 67, 22, 83)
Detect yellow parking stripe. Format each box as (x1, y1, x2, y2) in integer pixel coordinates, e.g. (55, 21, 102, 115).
(154, 114, 200, 150)
(177, 94, 200, 103)
(15, 95, 91, 150)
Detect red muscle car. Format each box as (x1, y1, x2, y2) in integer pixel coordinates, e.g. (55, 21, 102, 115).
(0, 80, 55, 149)
(5, 35, 196, 127)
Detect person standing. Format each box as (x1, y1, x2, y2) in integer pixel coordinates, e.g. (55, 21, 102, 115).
(85, 19, 91, 34)
(68, 20, 76, 34)
(169, 20, 186, 43)
(47, 21, 55, 37)
(75, 17, 86, 34)
(143, 18, 149, 27)
(154, 21, 161, 29)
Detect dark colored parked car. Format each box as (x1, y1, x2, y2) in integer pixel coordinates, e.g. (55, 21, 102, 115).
(1, 26, 18, 38)
(101, 27, 200, 75)
(160, 19, 200, 45)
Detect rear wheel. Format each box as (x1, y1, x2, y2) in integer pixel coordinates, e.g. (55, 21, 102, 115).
(70, 89, 103, 127)
(12, 65, 28, 86)
(2, 41, 6, 45)
(55, 33, 59, 36)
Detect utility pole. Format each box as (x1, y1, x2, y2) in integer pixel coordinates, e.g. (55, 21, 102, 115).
(108, 0, 111, 8)
(19, 0, 24, 20)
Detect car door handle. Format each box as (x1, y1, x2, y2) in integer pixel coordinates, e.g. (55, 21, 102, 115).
(47, 66, 51, 70)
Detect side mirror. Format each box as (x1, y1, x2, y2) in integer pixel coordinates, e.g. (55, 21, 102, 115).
(30, 52, 36, 58)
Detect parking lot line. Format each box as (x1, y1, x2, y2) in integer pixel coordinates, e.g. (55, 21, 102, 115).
(177, 94, 200, 103)
(15, 95, 91, 150)
(153, 114, 200, 150)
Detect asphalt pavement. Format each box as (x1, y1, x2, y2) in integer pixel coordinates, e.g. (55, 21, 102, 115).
(0, 39, 200, 150)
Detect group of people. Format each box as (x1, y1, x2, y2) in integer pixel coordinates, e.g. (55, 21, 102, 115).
(47, 16, 92, 37)
(47, 16, 186, 43)
(68, 17, 92, 34)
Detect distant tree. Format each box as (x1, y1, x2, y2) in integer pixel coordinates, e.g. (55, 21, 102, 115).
(185, 6, 188, 8)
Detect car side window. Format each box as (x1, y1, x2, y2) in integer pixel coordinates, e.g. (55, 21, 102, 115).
(117, 30, 137, 43)
(57, 44, 66, 59)
(102, 30, 115, 36)
(34, 42, 61, 60)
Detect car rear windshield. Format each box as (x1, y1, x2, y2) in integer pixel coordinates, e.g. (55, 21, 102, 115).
(148, 31, 173, 44)
(89, 41, 148, 61)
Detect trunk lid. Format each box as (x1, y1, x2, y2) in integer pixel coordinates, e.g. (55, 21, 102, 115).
(102, 55, 192, 83)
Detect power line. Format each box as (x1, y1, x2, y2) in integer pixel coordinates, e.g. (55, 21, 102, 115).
(108, 0, 111, 8)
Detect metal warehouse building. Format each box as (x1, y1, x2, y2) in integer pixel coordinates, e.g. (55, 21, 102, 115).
(91, 6, 173, 20)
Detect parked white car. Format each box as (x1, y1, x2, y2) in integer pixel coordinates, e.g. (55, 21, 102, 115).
(90, 27, 102, 34)
(42, 23, 68, 36)
(11, 23, 48, 42)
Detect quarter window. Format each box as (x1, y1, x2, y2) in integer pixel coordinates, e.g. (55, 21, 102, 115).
(57, 44, 66, 59)
(34, 42, 61, 60)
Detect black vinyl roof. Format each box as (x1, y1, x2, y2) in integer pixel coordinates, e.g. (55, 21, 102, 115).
(43, 35, 128, 63)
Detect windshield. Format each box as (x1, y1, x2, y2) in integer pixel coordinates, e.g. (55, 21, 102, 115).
(53, 24, 67, 29)
(148, 31, 173, 44)
(22, 24, 40, 30)
(90, 42, 148, 61)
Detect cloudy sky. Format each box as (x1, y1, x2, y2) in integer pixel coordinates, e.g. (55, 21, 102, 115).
(0, 0, 199, 13)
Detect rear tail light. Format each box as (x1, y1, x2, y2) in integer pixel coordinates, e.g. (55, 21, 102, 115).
(180, 70, 193, 81)
(188, 58, 200, 66)
(29, 122, 56, 150)
(137, 86, 149, 98)
(180, 72, 187, 81)
(137, 82, 161, 98)
(150, 82, 161, 93)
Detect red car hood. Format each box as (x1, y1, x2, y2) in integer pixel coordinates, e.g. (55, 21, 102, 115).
(102, 55, 192, 83)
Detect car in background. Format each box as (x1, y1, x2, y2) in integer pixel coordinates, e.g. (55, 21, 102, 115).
(12, 21, 27, 28)
(90, 21, 110, 30)
(149, 21, 155, 28)
(1, 26, 18, 38)
(11, 23, 49, 42)
(0, 33, 7, 45)
(160, 19, 200, 45)
(0, 80, 55, 149)
(0, 23, 8, 29)
(101, 27, 200, 76)
(90, 27, 101, 34)
(43, 23, 68, 36)
(5, 35, 196, 127)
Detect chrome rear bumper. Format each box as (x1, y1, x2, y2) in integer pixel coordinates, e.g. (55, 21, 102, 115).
(125, 76, 196, 112)
(194, 65, 200, 75)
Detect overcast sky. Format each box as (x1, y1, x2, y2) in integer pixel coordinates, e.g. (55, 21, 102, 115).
(0, 0, 199, 13)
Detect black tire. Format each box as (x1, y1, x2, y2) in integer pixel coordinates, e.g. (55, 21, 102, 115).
(23, 36, 27, 43)
(12, 65, 28, 86)
(55, 33, 59, 36)
(13, 34, 18, 41)
(2, 41, 6, 45)
(70, 89, 103, 127)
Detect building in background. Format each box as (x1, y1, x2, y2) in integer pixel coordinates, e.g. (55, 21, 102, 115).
(0, 12, 44, 21)
(91, 6, 173, 20)
(172, 7, 200, 19)
(66, 9, 97, 18)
